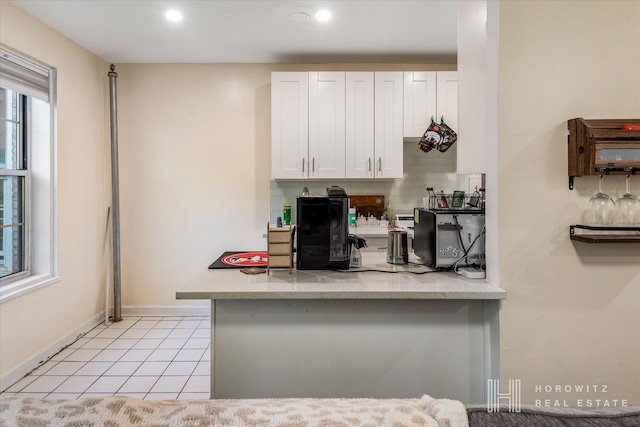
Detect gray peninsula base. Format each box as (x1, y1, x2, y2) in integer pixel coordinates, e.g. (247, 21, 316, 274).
(211, 298, 499, 403)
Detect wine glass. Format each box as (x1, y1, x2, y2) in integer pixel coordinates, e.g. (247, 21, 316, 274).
(585, 175, 616, 225)
(613, 175, 640, 225)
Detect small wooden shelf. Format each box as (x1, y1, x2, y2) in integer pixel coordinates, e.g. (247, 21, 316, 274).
(569, 225, 640, 243)
(267, 223, 293, 274)
(567, 118, 640, 190)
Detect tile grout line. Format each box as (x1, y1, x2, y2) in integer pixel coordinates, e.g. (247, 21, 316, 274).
(124, 325, 169, 398)
(141, 319, 202, 399)
(114, 317, 201, 398)
(45, 317, 145, 398)
(1, 316, 212, 400)
(111, 317, 166, 397)
(92, 316, 147, 396)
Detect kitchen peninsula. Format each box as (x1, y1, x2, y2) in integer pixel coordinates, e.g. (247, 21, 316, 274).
(176, 253, 506, 404)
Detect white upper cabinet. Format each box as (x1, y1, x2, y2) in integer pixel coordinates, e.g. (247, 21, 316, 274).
(436, 71, 458, 132)
(345, 72, 375, 178)
(374, 72, 403, 179)
(308, 72, 346, 179)
(403, 72, 437, 137)
(271, 72, 308, 179)
(271, 71, 404, 180)
(403, 71, 458, 138)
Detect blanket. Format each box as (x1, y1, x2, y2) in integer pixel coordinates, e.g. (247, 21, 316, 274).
(0, 394, 469, 427)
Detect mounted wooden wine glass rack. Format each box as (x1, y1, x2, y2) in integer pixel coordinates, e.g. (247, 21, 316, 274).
(568, 118, 640, 243)
(568, 118, 640, 190)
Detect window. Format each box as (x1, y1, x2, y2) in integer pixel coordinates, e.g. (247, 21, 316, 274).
(0, 88, 28, 281)
(0, 47, 57, 302)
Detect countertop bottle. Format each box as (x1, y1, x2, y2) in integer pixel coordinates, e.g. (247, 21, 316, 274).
(283, 205, 291, 226)
(350, 245, 362, 268)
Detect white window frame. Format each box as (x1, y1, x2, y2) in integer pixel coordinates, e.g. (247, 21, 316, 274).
(0, 46, 58, 303)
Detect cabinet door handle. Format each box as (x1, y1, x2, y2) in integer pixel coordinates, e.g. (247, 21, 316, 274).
(368, 157, 372, 173)
(312, 157, 315, 174)
(302, 158, 305, 173)
(378, 157, 382, 173)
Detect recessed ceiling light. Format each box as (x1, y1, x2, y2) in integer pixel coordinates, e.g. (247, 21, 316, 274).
(315, 10, 332, 22)
(165, 9, 183, 23)
(291, 12, 310, 22)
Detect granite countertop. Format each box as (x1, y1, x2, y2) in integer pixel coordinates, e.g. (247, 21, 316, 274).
(176, 252, 506, 301)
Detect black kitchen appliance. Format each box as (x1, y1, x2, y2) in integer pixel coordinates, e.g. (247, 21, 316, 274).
(413, 208, 485, 268)
(296, 186, 350, 270)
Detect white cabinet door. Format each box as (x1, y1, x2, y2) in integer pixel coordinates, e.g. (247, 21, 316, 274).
(403, 72, 437, 138)
(309, 72, 345, 179)
(271, 72, 309, 179)
(436, 71, 458, 133)
(345, 72, 374, 178)
(374, 72, 403, 179)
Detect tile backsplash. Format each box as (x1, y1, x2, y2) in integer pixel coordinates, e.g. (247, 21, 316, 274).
(270, 143, 476, 225)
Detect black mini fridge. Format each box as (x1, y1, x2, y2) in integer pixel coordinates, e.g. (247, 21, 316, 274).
(296, 187, 350, 270)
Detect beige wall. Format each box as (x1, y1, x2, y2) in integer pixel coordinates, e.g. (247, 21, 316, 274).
(498, 1, 640, 405)
(115, 62, 454, 308)
(0, 3, 109, 380)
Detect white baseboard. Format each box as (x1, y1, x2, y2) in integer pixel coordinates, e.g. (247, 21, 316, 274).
(0, 311, 106, 392)
(121, 305, 210, 317)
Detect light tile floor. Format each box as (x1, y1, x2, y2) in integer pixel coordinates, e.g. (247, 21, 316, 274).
(1, 316, 211, 400)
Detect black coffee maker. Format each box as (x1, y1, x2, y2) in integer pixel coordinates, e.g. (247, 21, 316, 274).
(296, 186, 350, 270)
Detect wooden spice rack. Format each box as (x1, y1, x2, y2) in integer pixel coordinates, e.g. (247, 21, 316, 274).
(266, 223, 293, 274)
(569, 225, 640, 243)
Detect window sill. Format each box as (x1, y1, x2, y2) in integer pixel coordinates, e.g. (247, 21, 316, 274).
(0, 274, 60, 304)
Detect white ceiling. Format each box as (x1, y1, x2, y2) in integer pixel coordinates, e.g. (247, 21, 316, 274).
(11, 0, 458, 64)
